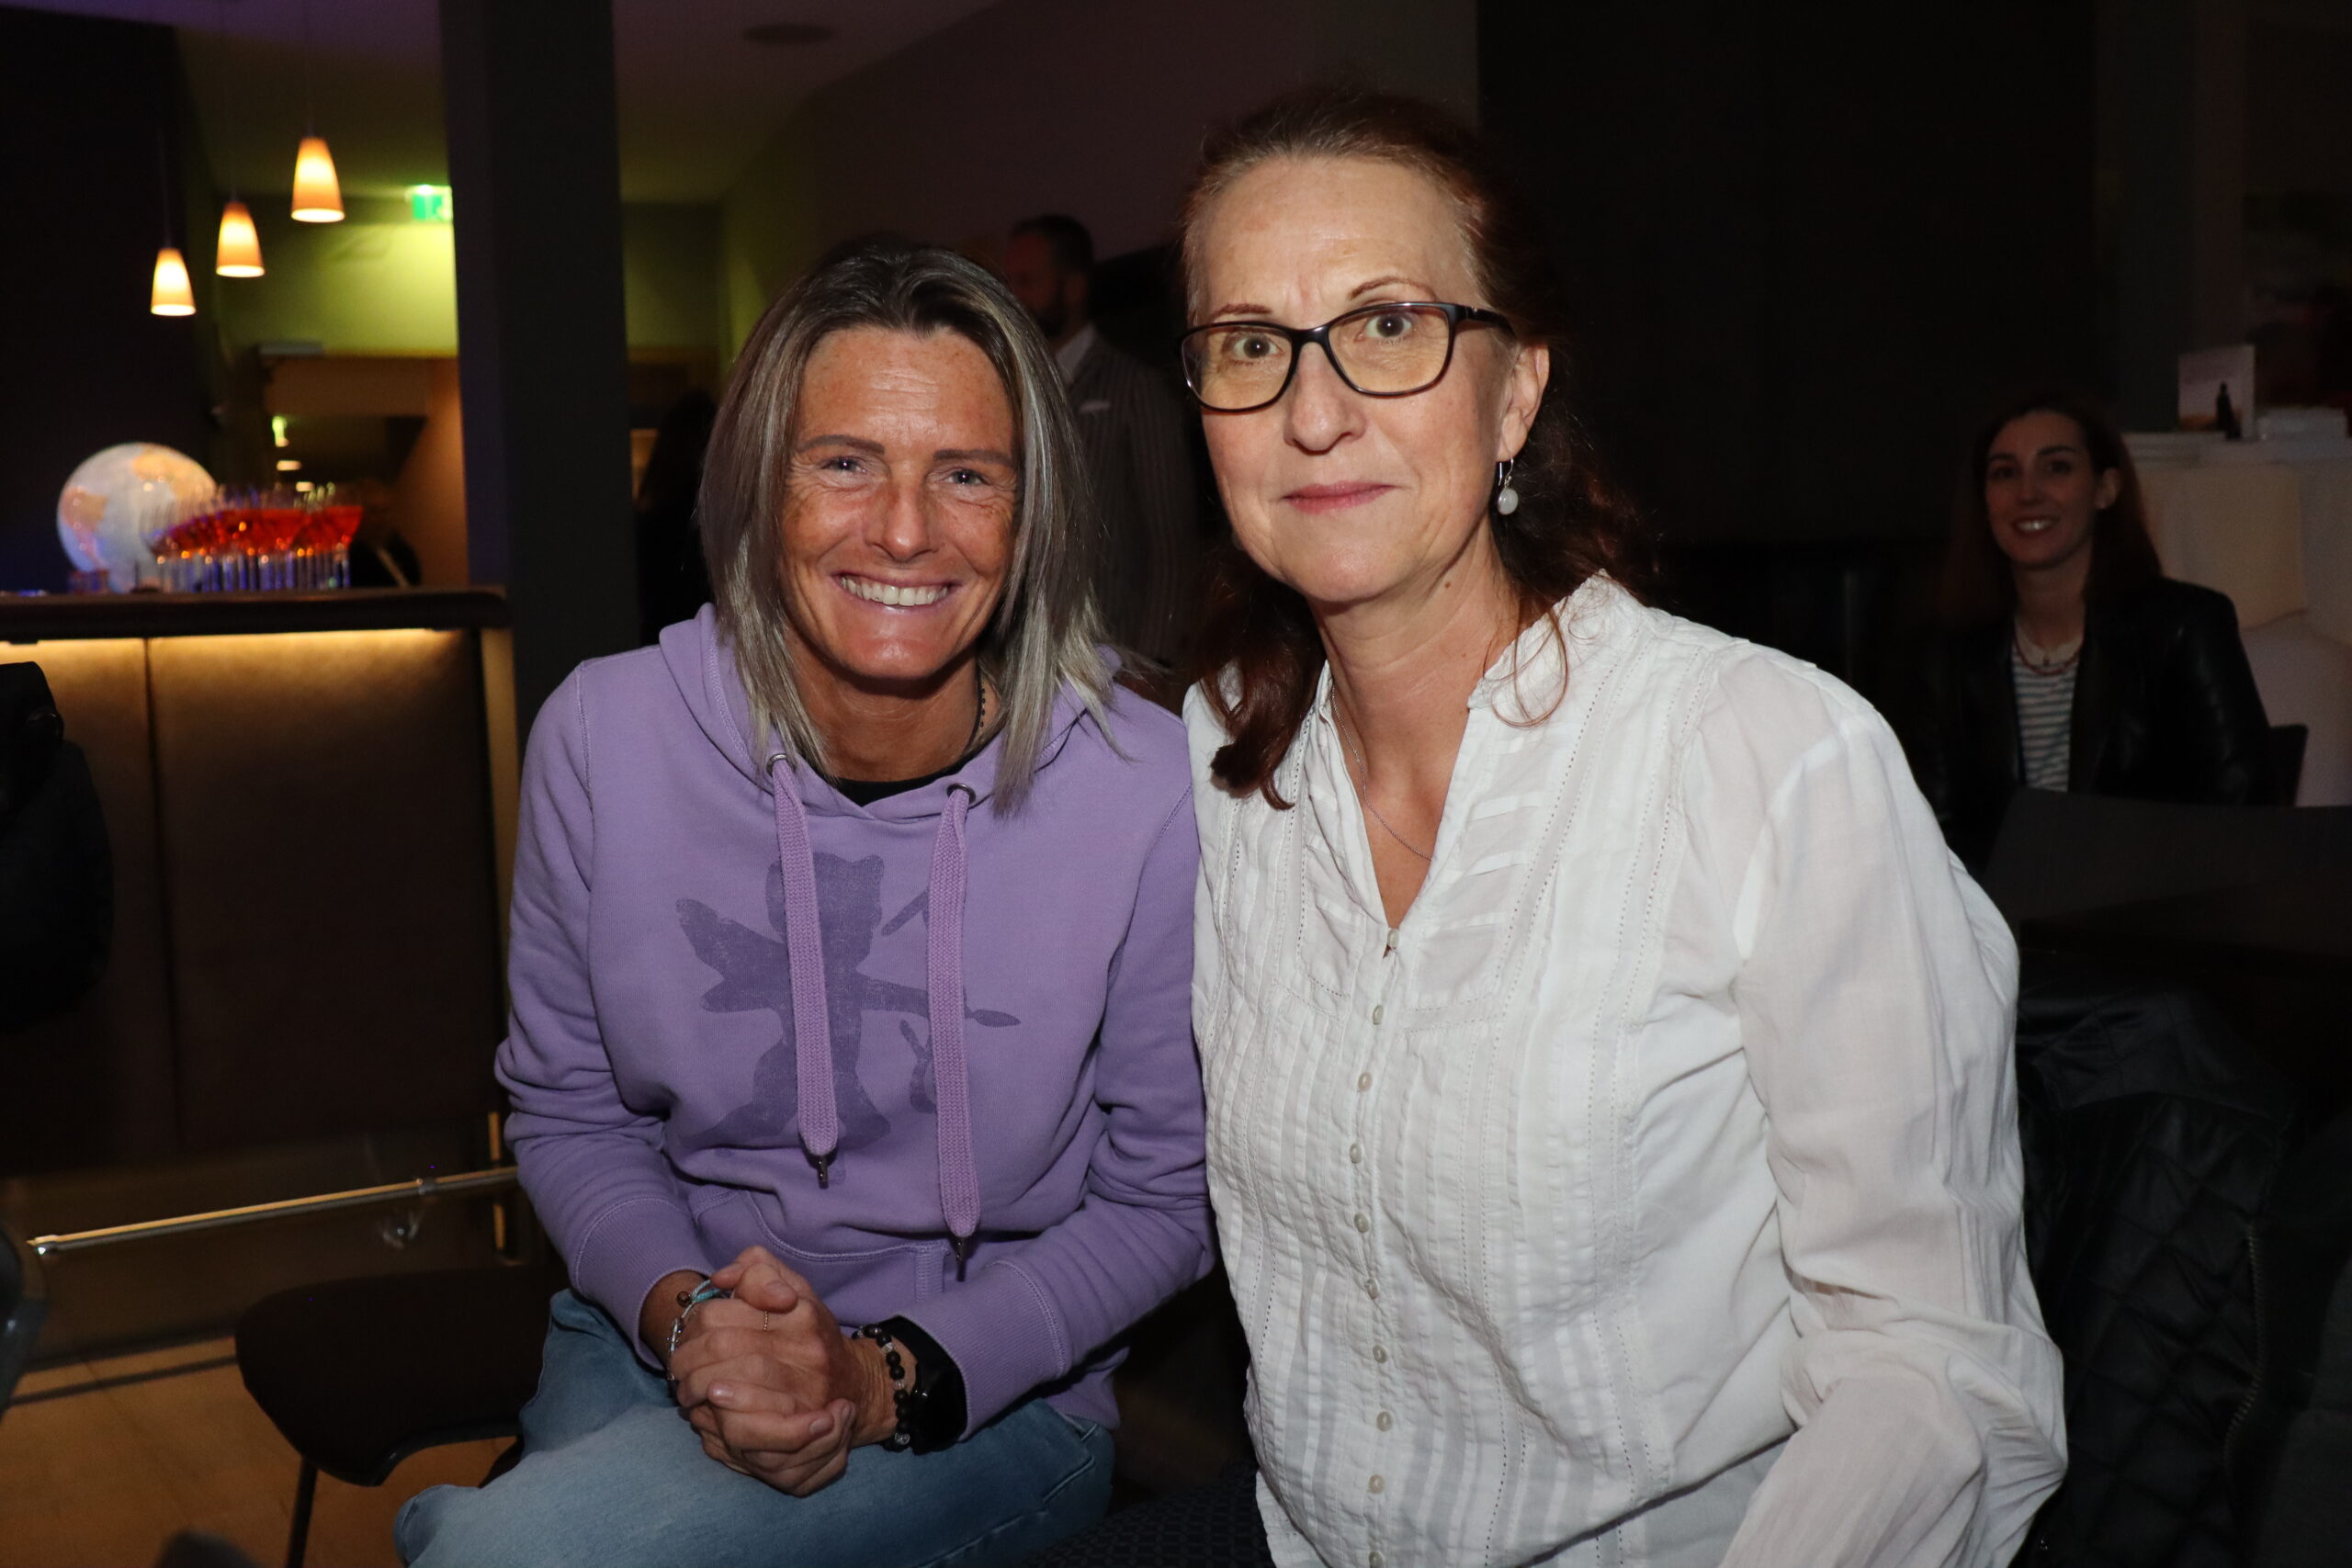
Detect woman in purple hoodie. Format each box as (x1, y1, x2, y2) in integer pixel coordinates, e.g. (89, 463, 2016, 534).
(397, 238, 1214, 1568)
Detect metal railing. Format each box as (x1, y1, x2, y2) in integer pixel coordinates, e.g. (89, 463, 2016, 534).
(28, 1166, 519, 1258)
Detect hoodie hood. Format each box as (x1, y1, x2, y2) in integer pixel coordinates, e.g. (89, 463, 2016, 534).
(657, 604, 1088, 822)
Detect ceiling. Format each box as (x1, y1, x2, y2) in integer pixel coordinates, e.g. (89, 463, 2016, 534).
(23, 0, 1003, 202)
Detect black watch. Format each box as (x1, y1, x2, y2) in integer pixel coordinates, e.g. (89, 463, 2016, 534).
(872, 1315, 967, 1454)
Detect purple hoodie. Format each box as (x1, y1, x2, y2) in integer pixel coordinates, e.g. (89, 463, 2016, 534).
(496, 607, 1213, 1436)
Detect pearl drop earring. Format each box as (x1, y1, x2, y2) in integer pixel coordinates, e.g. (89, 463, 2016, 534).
(1494, 458, 1520, 516)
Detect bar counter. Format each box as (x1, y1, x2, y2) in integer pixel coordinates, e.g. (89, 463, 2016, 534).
(1, 589, 515, 1177)
(1, 587, 509, 642)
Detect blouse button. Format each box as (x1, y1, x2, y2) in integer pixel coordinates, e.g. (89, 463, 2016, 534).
(1372, 1344, 1388, 1363)
(1353, 1213, 1370, 1234)
(1368, 1474, 1385, 1495)
(1349, 1143, 1363, 1164)
(1376, 1411, 1394, 1431)
(1371, 1003, 1384, 1024)
(1356, 1071, 1373, 1092)
(1366, 1280, 1379, 1301)
(1370, 1554, 1385, 1568)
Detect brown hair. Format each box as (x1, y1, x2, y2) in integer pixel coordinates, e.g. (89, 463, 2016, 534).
(1180, 85, 1658, 806)
(1939, 389, 2162, 628)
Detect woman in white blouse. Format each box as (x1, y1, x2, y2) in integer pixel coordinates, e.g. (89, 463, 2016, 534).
(1173, 89, 2065, 1568)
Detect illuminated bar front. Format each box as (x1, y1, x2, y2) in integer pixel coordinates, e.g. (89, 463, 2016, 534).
(0, 590, 515, 1176)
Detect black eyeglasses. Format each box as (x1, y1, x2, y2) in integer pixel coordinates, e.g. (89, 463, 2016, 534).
(1177, 301, 1514, 413)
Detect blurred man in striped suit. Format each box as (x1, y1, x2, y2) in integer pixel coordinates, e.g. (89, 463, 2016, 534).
(1004, 215, 1202, 666)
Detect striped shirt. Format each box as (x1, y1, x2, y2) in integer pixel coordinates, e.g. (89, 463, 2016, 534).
(2010, 633, 2079, 791)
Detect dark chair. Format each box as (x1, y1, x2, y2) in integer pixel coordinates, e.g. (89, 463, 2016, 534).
(234, 1261, 561, 1568)
(0, 1219, 45, 1416)
(1022, 1275, 1263, 1566)
(1024, 1459, 1271, 1567)
(1105, 1273, 1251, 1496)
(2268, 723, 2310, 806)
(2231, 1107, 2352, 1566)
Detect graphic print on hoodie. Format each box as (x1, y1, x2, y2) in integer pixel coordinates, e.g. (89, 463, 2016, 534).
(677, 852, 1019, 1154)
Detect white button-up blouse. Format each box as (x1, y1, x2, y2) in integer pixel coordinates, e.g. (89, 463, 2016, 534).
(1186, 580, 2065, 1568)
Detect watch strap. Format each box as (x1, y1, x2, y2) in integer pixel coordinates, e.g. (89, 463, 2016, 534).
(876, 1314, 967, 1453)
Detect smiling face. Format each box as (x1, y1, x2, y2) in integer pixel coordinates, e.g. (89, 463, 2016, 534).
(1188, 154, 1545, 614)
(777, 325, 1020, 696)
(1983, 408, 2120, 576)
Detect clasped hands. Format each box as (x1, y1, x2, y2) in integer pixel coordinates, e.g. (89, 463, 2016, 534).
(646, 1247, 902, 1497)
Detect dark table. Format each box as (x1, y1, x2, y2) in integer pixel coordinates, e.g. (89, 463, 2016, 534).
(2020, 876, 2352, 1103)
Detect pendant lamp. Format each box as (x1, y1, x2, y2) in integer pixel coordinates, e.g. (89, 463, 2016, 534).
(149, 128, 195, 317)
(216, 198, 264, 276)
(290, 0, 344, 221)
(291, 136, 343, 222)
(152, 247, 197, 315)
(211, 3, 265, 274)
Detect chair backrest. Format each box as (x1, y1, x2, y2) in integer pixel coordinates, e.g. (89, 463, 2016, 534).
(1984, 792, 2352, 922)
(2271, 723, 2311, 806)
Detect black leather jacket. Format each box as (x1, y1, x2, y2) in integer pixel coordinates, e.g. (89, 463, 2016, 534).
(1904, 578, 2275, 870)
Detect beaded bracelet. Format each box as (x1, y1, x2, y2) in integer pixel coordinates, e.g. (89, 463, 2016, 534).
(666, 1278, 732, 1372)
(856, 1322, 916, 1451)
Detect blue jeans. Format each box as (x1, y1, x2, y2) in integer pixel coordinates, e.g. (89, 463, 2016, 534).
(396, 1291, 1114, 1568)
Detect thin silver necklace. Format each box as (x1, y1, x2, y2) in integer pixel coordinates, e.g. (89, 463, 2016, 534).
(1332, 705, 1432, 863)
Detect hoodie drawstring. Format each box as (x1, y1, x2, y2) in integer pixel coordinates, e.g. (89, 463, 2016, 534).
(768, 759, 982, 1277)
(930, 785, 979, 1279)
(769, 756, 839, 1186)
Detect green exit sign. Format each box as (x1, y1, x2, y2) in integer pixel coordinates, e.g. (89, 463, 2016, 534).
(407, 186, 453, 222)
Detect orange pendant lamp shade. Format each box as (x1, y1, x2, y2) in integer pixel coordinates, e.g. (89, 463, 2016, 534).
(151, 247, 197, 315)
(216, 198, 265, 276)
(290, 135, 345, 221)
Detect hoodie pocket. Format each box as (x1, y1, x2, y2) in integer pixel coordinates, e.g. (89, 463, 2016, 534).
(692, 1187, 951, 1319)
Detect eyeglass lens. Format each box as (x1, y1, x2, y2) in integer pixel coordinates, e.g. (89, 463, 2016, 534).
(1185, 304, 1459, 411)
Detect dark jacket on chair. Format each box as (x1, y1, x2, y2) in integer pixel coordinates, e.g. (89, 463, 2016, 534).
(0, 661, 110, 1033)
(1905, 577, 2276, 871)
(2014, 953, 2299, 1567)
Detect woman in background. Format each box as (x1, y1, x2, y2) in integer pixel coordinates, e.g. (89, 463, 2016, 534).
(1907, 390, 2276, 870)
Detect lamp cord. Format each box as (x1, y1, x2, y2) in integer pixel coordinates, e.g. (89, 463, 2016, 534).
(301, 0, 316, 133)
(155, 126, 175, 245)
(214, 0, 238, 198)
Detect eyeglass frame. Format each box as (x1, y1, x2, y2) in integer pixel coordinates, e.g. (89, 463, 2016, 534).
(1175, 301, 1516, 413)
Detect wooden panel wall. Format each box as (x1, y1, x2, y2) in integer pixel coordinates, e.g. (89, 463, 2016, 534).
(0, 630, 503, 1175)
(148, 630, 503, 1151)
(1478, 0, 2101, 544)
